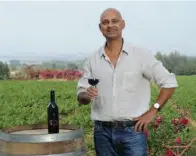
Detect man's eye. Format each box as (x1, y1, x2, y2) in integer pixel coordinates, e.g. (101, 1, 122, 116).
(112, 20, 118, 23)
(102, 21, 108, 25)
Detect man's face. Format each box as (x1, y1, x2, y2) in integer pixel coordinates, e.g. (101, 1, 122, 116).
(99, 10, 125, 40)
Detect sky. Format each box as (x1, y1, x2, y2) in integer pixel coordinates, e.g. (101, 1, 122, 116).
(0, 0, 196, 61)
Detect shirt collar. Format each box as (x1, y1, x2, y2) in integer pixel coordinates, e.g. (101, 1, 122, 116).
(99, 38, 129, 58)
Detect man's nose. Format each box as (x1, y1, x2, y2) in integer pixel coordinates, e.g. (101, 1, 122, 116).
(108, 22, 113, 27)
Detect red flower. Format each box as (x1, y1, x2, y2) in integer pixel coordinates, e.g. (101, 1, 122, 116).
(180, 118, 188, 126)
(165, 149, 174, 156)
(156, 115, 163, 124)
(144, 130, 149, 138)
(176, 137, 181, 144)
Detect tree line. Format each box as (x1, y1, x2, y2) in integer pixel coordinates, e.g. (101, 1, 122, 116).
(155, 51, 196, 75)
(0, 51, 196, 80)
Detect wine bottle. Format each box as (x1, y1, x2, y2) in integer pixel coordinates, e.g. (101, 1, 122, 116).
(48, 90, 59, 134)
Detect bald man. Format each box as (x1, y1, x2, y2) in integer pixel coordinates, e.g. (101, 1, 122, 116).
(77, 8, 178, 156)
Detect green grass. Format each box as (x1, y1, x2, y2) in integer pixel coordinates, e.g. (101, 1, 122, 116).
(172, 76, 196, 120)
(0, 77, 196, 156)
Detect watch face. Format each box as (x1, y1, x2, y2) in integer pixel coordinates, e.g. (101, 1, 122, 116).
(154, 103, 160, 108)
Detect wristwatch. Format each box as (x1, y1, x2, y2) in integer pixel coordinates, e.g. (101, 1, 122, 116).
(153, 103, 161, 111)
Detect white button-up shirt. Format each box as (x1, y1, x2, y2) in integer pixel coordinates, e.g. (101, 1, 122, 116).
(77, 41, 178, 121)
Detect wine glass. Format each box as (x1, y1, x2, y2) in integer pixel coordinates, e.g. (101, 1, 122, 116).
(88, 77, 99, 87)
(87, 76, 99, 101)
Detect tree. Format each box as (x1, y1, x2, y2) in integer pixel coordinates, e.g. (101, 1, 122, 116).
(0, 61, 10, 80)
(52, 63, 56, 69)
(66, 62, 78, 70)
(9, 60, 21, 70)
(155, 52, 163, 61)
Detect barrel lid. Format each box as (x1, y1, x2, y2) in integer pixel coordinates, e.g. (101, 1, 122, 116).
(0, 124, 84, 143)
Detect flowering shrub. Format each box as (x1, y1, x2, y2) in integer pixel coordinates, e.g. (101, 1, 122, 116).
(146, 114, 193, 156)
(18, 68, 83, 80)
(39, 69, 82, 80)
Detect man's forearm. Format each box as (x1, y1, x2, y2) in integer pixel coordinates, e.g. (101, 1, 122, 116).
(77, 92, 91, 105)
(150, 87, 176, 111)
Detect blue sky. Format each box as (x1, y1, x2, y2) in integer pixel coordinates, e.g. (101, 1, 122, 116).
(0, 1, 196, 61)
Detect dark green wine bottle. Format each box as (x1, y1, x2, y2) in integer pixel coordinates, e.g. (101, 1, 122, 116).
(48, 90, 59, 134)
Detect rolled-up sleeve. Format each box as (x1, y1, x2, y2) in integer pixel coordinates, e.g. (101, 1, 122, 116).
(141, 49, 178, 88)
(77, 59, 92, 96)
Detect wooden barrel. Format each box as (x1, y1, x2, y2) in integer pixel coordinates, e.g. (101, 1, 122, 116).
(0, 124, 86, 156)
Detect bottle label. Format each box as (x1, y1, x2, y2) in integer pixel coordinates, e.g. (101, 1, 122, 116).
(49, 120, 58, 126)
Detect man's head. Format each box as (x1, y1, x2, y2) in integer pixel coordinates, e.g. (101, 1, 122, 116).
(99, 8, 125, 40)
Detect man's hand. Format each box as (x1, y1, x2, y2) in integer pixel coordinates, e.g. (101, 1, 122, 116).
(77, 87, 98, 105)
(87, 87, 98, 99)
(133, 108, 157, 132)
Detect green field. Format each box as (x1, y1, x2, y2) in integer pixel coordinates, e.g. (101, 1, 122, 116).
(0, 76, 196, 156)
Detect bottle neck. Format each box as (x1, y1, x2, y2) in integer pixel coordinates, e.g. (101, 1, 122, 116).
(50, 90, 55, 103)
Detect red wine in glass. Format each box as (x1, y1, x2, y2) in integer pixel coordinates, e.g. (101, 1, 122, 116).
(88, 78, 99, 87)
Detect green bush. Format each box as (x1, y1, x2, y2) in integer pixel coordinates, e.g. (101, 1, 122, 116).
(0, 61, 10, 80)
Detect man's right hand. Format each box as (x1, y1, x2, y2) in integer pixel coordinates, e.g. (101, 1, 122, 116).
(87, 87, 98, 99)
(77, 87, 98, 105)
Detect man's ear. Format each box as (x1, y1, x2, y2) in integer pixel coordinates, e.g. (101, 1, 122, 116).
(99, 23, 101, 31)
(121, 20, 125, 30)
